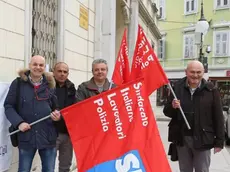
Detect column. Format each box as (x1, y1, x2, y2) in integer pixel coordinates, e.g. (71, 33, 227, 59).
(94, 0, 116, 80)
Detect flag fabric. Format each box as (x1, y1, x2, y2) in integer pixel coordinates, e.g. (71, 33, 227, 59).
(61, 78, 171, 172)
(111, 29, 130, 85)
(130, 25, 169, 96)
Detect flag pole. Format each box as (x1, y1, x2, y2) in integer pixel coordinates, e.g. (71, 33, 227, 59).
(8, 114, 52, 136)
(167, 83, 191, 130)
(109, 80, 113, 90)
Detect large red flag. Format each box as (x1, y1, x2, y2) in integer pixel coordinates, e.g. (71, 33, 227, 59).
(61, 78, 171, 172)
(111, 29, 130, 85)
(130, 25, 169, 96)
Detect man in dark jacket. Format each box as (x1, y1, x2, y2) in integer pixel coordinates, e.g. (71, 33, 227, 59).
(4, 55, 61, 172)
(163, 60, 224, 172)
(53, 62, 76, 172)
(76, 58, 115, 102)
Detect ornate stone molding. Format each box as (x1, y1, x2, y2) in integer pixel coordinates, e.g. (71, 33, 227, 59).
(120, 0, 131, 24)
(151, 1, 158, 13)
(139, 0, 161, 39)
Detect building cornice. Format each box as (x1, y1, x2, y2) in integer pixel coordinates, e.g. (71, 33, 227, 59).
(182, 25, 195, 32)
(139, 0, 161, 39)
(211, 21, 230, 29)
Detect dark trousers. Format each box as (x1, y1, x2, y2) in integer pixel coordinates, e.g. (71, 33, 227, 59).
(56, 133, 73, 172)
(177, 136, 211, 172)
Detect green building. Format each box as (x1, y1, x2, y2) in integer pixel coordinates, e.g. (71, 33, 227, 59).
(156, 0, 230, 106)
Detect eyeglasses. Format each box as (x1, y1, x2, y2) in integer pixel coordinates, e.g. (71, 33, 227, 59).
(34, 88, 49, 101)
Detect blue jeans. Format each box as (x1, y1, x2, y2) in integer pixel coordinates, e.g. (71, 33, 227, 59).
(18, 147, 57, 172)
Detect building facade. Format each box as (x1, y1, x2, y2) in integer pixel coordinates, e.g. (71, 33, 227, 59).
(0, 0, 161, 171)
(0, 0, 96, 86)
(157, 0, 230, 106)
(0, 0, 95, 171)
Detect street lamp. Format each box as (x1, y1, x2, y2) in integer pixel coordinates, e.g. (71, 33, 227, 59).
(195, 0, 209, 73)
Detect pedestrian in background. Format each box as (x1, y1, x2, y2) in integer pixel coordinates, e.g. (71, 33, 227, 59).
(53, 62, 76, 172)
(4, 55, 60, 172)
(163, 60, 224, 172)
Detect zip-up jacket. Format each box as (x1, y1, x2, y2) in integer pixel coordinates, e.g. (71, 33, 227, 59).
(163, 77, 224, 150)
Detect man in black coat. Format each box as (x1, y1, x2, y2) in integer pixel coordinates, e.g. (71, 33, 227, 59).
(163, 60, 224, 172)
(53, 62, 76, 172)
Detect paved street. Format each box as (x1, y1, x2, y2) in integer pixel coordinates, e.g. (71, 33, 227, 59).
(157, 121, 230, 172)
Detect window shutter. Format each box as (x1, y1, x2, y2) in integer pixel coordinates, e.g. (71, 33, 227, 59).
(215, 33, 221, 56)
(217, 0, 221, 6)
(162, 40, 165, 59)
(222, 33, 228, 55)
(186, 1, 190, 12)
(184, 37, 189, 58)
(159, 0, 165, 19)
(158, 40, 163, 59)
(159, 7, 163, 18)
(216, 43, 220, 55)
(189, 37, 194, 58)
(191, 0, 195, 11)
(158, 40, 161, 58)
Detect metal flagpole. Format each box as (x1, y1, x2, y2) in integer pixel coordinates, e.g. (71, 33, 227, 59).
(167, 83, 191, 130)
(109, 80, 113, 90)
(8, 115, 52, 136)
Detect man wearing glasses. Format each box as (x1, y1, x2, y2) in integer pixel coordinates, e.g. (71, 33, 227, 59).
(4, 55, 61, 172)
(53, 62, 76, 172)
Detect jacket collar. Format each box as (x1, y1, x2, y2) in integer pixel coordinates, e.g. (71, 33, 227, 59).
(18, 69, 55, 89)
(182, 77, 214, 91)
(86, 77, 110, 91)
(55, 79, 76, 96)
(56, 79, 74, 89)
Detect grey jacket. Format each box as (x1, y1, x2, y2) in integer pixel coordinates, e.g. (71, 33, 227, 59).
(76, 77, 115, 102)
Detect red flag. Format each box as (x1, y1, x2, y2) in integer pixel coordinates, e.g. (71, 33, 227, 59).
(111, 29, 130, 85)
(61, 78, 171, 172)
(130, 25, 169, 96)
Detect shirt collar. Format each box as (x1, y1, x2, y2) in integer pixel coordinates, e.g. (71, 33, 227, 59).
(29, 75, 43, 86)
(186, 79, 201, 89)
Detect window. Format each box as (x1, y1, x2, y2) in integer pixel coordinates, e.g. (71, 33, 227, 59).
(214, 31, 229, 57)
(31, 0, 58, 70)
(159, 0, 165, 19)
(158, 39, 165, 59)
(215, 0, 230, 9)
(184, 0, 197, 15)
(183, 34, 195, 58)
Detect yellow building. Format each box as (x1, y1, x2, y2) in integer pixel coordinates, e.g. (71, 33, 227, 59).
(157, 0, 230, 107)
(0, 0, 161, 171)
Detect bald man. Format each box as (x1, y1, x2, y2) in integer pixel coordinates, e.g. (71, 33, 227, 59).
(163, 60, 224, 172)
(53, 62, 76, 172)
(4, 55, 60, 172)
